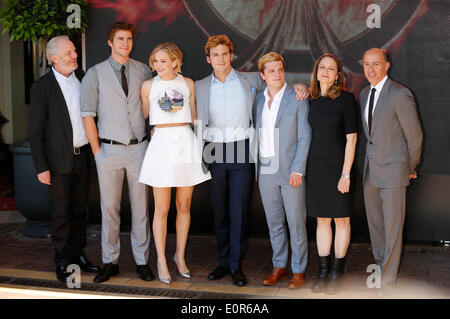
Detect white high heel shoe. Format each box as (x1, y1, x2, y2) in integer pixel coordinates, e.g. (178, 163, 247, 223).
(157, 262, 172, 284)
(173, 254, 191, 279)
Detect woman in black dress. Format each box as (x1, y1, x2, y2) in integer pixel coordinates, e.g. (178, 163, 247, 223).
(306, 53, 358, 294)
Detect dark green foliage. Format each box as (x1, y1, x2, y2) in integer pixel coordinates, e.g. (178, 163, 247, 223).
(0, 0, 88, 42)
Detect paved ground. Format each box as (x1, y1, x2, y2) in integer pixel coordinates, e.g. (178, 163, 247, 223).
(0, 223, 449, 299)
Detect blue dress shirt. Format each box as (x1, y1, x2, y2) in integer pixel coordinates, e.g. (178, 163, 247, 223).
(206, 69, 250, 143)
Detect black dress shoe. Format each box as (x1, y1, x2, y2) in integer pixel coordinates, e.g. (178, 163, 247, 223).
(73, 254, 100, 273)
(56, 265, 70, 283)
(136, 265, 155, 281)
(208, 266, 230, 280)
(93, 263, 119, 283)
(232, 269, 247, 286)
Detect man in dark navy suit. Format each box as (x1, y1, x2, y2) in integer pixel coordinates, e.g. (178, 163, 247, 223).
(29, 36, 99, 283)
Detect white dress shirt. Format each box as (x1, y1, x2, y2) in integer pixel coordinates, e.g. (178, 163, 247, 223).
(259, 82, 287, 158)
(53, 68, 89, 148)
(364, 75, 388, 127)
(259, 82, 302, 176)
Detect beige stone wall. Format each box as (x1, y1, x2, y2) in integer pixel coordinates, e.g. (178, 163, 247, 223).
(0, 1, 28, 144)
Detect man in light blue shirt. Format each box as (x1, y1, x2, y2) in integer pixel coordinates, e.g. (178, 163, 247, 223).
(207, 69, 250, 143)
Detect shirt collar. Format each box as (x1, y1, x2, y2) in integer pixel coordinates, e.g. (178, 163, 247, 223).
(263, 82, 287, 101)
(52, 67, 76, 83)
(371, 75, 388, 92)
(108, 55, 129, 71)
(211, 68, 238, 84)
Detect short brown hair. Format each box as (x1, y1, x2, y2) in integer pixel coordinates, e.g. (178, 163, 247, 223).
(309, 53, 345, 101)
(107, 22, 137, 41)
(258, 52, 286, 73)
(149, 42, 183, 73)
(204, 35, 234, 57)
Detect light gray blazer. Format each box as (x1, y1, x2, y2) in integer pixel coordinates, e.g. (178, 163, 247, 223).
(359, 77, 423, 188)
(253, 84, 312, 184)
(194, 71, 264, 143)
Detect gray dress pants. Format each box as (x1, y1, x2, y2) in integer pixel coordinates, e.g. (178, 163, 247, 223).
(95, 141, 150, 265)
(363, 171, 406, 287)
(258, 172, 308, 274)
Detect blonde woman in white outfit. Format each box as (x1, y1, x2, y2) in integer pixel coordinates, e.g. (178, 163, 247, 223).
(139, 42, 211, 284)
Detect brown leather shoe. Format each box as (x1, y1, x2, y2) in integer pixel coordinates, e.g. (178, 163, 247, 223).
(262, 267, 290, 286)
(288, 273, 305, 289)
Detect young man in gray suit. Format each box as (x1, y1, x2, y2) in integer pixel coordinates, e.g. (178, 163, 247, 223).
(81, 22, 153, 283)
(253, 52, 311, 289)
(360, 48, 422, 292)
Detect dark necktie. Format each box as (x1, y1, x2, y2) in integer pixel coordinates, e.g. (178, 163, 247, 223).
(121, 65, 128, 97)
(368, 87, 376, 134)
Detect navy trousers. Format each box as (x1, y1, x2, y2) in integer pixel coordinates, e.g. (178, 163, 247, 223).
(206, 139, 254, 272)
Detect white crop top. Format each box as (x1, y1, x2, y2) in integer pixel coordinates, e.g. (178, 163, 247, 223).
(149, 74, 192, 125)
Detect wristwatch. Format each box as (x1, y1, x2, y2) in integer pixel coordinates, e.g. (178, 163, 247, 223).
(341, 174, 350, 179)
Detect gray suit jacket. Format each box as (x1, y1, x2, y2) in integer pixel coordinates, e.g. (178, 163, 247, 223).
(359, 77, 423, 188)
(253, 84, 312, 183)
(194, 71, 264, 143)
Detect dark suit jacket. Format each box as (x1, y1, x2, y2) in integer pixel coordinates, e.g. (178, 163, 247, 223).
(29, 68, 85, 175)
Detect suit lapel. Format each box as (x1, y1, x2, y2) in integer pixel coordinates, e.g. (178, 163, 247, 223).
(275, 85, 291, 128)
(236, 71, 253, 120)
(360, 86, 370, 138)
(256, 93, 264, 131)
(49, 70, 73, 142)
(370, 78, 391, 137)
(201, 75, 212, 123)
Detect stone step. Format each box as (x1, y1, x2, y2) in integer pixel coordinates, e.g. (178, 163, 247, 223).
(0, 210, 26, 224)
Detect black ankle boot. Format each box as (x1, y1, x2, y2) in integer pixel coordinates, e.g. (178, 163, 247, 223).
(311, 255, 330, 293)
(326, 256, 345, 295)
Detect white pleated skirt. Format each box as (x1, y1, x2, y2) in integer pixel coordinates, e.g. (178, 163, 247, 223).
(139, 125, 211, 187)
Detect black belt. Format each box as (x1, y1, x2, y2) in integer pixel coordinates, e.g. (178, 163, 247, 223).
(73, 144, 89, 155)
(100, 138, 145, 145)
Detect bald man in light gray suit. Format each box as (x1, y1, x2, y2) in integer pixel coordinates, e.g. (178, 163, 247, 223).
(360, 48, 422, 290)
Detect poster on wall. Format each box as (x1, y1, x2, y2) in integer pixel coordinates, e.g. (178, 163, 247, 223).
(85, 0, 448, 176)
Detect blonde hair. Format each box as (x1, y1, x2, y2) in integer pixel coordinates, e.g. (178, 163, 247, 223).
(204, 34, 234, 57)
(149, 42, 183, 73)
(257, 52, 286, 73)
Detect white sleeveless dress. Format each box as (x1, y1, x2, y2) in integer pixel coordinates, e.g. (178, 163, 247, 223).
(138, 74, 211, 187)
